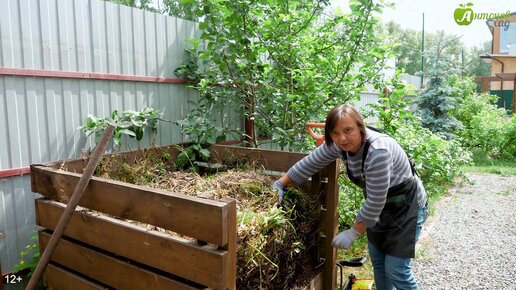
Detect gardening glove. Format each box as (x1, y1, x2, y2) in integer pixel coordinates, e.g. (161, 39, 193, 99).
(272, 180, 286, 206)
(331, 226, 361, 249)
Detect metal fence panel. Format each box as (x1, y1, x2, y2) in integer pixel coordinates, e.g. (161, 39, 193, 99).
(0, 0, 242, 274)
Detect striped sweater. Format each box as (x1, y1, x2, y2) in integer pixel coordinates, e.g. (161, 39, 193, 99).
(287, 128, 427, 228)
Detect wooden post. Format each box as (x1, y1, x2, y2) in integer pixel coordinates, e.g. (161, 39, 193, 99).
(26, 125, 114, 290)
(481, 79, 489, 92)
(221, 198, 237, 290)
(321, 161, 340, 289)
(512, 80, 516, 113)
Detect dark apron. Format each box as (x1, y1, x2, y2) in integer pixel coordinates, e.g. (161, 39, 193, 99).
(365, 177, 419, 258)
(344, 148, 419, 258)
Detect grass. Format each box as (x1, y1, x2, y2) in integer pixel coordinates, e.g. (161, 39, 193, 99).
(462, 156, 516, 175)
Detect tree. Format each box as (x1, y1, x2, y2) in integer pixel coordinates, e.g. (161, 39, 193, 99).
(417, 34, 463, 140)
(463, 41, 491, 77)
(382, 21, 487, 79)
(161, 0, 200, 21)
(105, 0, 159, 12)
(174, 0, 395, 151)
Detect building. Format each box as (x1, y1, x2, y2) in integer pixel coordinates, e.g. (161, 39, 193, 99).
(477, 12, 516, 113)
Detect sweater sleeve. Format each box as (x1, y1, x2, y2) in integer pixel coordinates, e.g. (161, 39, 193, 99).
(287, 143, 341, 185)
(355, 148, 392, 228)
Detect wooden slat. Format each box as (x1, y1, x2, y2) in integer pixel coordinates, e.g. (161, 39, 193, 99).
(31, 165, 230, 246)
(39, 231, 205, 290)
(321, 161, 339, 289)
(209, 144, 308, 173)
(220, 198, 237, 290)
(43, 263, 109, 290)
(38, 145, 182, 174)
(36, 199, 230, 289)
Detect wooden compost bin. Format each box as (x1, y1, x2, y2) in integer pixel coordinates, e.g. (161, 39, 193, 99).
(30, 144, 340, 290)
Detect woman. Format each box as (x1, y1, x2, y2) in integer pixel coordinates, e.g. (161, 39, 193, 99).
(273, 104, 427, 290)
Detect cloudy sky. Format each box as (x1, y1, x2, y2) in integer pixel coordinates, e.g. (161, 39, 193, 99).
(331, 0, 515, 48)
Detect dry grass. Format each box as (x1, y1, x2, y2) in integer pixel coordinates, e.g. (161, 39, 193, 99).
(94, 153, 322, 289)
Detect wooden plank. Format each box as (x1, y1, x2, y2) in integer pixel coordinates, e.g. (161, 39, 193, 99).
(36, 199, 229, 289)
(220, 198, 237, 290)
(321, 161, 339, 290)
(43, 263, 109, 290)
(38, 231, 205, 290)
(209, 144, 308, 173)
(31, 165, 229, 246)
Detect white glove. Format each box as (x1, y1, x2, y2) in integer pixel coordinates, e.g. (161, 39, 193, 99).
(331, 226, 361, 249)
(272, 180, 285, 205)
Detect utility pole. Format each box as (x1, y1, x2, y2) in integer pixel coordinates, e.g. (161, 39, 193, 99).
(421, 13, 425, 88)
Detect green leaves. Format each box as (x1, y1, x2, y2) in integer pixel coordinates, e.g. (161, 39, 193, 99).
(369, 73, 472, 198)
(79, 107, 164, 148)
(174, 0, 392, 151)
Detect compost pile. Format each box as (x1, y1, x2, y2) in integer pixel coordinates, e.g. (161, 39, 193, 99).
(94, 150, 322, 289)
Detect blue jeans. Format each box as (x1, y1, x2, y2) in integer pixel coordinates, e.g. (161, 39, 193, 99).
(368, 205, 428, 290)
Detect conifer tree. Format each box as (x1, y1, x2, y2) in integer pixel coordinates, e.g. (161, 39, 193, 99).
(418, 35, 463, 140)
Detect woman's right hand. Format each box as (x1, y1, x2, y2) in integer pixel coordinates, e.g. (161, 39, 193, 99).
(272, 180, 286, 205)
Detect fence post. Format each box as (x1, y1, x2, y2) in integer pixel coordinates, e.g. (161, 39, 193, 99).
(322, 161, 339, 289)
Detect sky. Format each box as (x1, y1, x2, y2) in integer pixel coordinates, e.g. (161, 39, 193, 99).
(331, 0, 515, 48)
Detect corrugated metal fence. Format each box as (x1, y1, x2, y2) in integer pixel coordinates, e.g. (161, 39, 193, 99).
(0, 0, 241, 274)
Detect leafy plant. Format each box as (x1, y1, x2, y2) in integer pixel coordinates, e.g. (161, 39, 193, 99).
(448, 76, 516, 160)
(368, 74, 471, 198)
(79, 107, 164, 148)
(337, 174, 364, 229)
(172, 83, 238, 171)
(14, 234, 40, 277)
(174, 0, 395, 151)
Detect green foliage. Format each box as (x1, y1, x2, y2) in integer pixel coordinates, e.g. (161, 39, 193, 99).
(79, 107, 164, 148)
(173, 80, 238, 170)
(449, 77, 516, 160)
(174, 0, 395, 151)
(368, 74, 471, 197)
(14, 234, 40, 277)
(337, 174, 364, 229)
(107, 0, 159, 12)
(174, 144, 211, 172)
(463, 41, 491, 77)
(468, 108, 515, 159)
(382, 21, 489, 77)
(417, 36, 463, 140)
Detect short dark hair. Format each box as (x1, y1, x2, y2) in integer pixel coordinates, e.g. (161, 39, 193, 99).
(324, 104, 366, 147)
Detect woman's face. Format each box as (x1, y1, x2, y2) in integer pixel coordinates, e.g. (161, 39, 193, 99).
(329, 114, 363, 154)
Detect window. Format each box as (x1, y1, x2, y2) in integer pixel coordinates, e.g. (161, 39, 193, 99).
(499, 23, 516, 53)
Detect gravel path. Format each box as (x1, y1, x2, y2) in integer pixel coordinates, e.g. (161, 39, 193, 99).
(413, 173, 516, 290)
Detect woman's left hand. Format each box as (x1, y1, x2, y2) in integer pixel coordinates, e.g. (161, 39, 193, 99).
(331, 226, 361, 249)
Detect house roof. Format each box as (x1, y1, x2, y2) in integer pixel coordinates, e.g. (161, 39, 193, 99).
(486, 12, 516, 35)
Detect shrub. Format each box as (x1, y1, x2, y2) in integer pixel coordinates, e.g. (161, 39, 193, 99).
(448, 77, 515, 160)
(369, 74, 471, 198)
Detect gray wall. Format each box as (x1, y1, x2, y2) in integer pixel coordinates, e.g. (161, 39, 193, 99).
(0, 0, 241, 273)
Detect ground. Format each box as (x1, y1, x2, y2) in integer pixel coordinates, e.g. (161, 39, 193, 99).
(413, 173, 516, 289)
